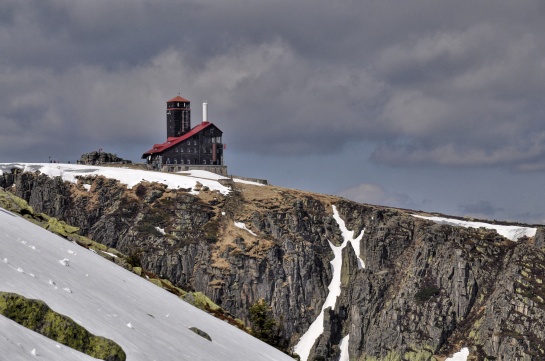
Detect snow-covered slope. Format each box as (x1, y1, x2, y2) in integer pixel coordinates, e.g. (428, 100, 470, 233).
(412, 214, 536, 241)
(0, 163, 263, 195)
(0, 207, 294, 361)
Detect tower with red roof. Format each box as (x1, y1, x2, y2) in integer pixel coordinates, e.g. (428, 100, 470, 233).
(166, 96, 191, 137)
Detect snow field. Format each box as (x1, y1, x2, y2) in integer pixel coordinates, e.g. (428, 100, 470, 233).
(0, 207, 295, 361)
(0, 316, 98, 361)
(413, 214, 536, 241)
(0, 163, 231, 195)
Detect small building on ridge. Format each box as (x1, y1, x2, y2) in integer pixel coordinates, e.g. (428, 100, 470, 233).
(142, 96, 226, 175)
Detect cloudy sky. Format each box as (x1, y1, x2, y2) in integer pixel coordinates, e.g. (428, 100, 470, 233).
(1, 0, 545, 223)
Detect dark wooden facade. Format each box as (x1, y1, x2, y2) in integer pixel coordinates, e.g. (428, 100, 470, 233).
(156, 125, 223, 166)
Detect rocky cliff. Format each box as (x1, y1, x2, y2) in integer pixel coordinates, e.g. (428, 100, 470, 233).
(2, 167, 545, 361)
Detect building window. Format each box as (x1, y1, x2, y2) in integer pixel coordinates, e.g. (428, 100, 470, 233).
(203, 160, 207, 165)
(187, 159, 191, 164)
(194, 148, 197, 153)
(193, 140, 197, 145)
(181, 159, 184, 164)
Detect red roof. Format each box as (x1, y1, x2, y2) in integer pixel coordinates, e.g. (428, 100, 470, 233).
(142, 122, 213, 156)
(167, 95, 190, 103)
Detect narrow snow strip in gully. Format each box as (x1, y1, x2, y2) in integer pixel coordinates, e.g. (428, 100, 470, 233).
(338, 334, 350, 361)
(412, 215, 536, 241)
(332, 206, 365, 269)
(294, 205, 364, 361)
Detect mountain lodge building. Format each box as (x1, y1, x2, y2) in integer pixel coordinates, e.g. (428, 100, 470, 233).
(142, 96, 226, 175)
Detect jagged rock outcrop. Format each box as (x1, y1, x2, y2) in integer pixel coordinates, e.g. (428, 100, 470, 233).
(78, 151, 131, 165)
(2, 168, 545, 360)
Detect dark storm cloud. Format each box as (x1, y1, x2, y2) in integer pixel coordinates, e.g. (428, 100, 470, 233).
(1, 0, 545, 169)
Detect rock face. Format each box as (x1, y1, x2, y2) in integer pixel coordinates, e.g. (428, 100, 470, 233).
(2, 169, 545, 360)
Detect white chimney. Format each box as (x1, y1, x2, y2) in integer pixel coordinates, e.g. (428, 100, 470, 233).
(202, 102, 208, 123)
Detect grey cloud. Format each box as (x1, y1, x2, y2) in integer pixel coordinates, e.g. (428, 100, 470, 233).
(1, 0, 545, 169)
(458, 201, 503, 218)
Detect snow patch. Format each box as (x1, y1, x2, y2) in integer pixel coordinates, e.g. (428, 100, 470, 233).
(0, 163, 230, 195)
(413, 215, 536, 241)
(234, 222, 257, 236)
(177, 169, 227, 180)
(177, 170, 265, 186)
(155, 227, 165, 235)
(338, 335, 350, 361)
(0, 206, 294, 361)
(0, 316, 96, 360)
(101, 251, 118, 258)
(59, 258, 70, 267)
(445, 347, 469, 361)
(232, 178, 265, 186)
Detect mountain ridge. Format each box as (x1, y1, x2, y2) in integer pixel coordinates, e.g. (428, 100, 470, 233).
(2, 162, 544, 360)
